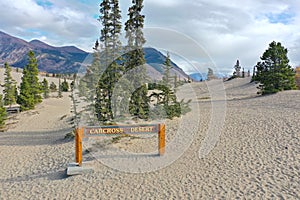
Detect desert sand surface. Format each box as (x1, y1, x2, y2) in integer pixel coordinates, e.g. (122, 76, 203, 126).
(0, 77, 299, 199)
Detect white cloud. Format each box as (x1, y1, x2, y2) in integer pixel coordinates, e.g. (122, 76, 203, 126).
(0, 0, 299, 74)
(146, 0, 181, 7)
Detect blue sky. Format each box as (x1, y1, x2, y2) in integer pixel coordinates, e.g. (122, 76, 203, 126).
(0, 0, 299, 75)
(267, 12, 295, 25)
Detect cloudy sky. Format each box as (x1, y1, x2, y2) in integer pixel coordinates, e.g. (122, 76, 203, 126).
(0, 0, 299, 75)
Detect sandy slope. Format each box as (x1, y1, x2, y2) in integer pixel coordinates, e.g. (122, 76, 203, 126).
(0, 77, 299, 199)
(6, 93, 72, 132)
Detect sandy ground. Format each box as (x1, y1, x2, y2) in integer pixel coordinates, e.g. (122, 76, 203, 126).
(5, 93, 73, 132)
(0, 77, 299, 199)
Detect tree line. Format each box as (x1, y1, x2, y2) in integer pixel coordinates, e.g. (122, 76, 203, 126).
(77, 0, 191, 125)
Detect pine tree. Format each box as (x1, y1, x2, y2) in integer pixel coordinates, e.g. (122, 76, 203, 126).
(124, 0, 149, 119)
(26, 51, 42, 103)
(207, 68, 215, 80)
(41, 78, 50, 98)
(162, 52, 172, 87)
(49, 82, 57, 92)
(110, 0, 123, 60)
(17, 68, 35, 111)
(3, 62, 16, 106)
(160, 52, 174, 105)
(99, 0, 111, 67)
(95, 0, 123, 122)
(17, 51, 42, 110)
(58, 78, 63, 98)
(79, 50, 102, 101)
(0, 94, 7, 129)
(61, 78, 69, 92)
(234, 60, 241, 77)
(14, 85, 18, 102)
(255, 41, 297, 95)
(160, 54, 181, 119)
(174, 74, 179, 93)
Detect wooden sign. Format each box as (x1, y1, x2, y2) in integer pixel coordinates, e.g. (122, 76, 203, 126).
(85, 124, 158, 135)
(75, 124, 165, 166)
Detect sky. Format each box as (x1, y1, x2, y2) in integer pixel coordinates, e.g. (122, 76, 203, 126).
(0, 0, 300, 75)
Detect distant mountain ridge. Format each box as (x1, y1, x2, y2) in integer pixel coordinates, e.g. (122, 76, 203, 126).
(0, 31, 189, 79)
(0, 31, 87, 73)
(143, 47, 188, 79)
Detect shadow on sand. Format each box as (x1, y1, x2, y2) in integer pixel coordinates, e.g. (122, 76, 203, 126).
(0, 128, 73, 146)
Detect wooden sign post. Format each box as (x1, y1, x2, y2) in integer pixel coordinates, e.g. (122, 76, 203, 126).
(75, 128, 84, 165)
(75, 124, 166, 166)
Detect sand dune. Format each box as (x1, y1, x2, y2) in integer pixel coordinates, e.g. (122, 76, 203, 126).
(0, 77, 299, 199)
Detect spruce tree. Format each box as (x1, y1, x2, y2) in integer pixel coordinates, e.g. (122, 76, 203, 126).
(124, 0, 149, 119)
(49, 82, 57, 92)
(161, 52, 173, 105)
(207, 68, 215, 81)
(174, 74, 179, 93)
(3, 62, 17, 106)
(160, 54, 181, 119)
(255, 41, 297, 95)
(58, 78, 63, 98)
(26, 51, 42, 103)
(234, 60, 241, 77)
(17, 68, 35, 111)
(162, 52, 172, 87)
(41, 78, 50, 98)
(80, 49, 102, 101)
(0, 94, 6, 129)
(17, 51, 42, 110)
(61, 78, 69, 92)
(99, 0, 111, 67)
(14, 85, 18, 102)
(95, 0, 123, 122)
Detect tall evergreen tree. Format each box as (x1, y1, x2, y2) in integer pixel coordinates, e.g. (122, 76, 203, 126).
(162, 52, 172, 87)
(0, 94, 6, 129)
(41, 78, 50, 99)
(79, 49, 102, 101)
(124, 0, 149, 119)
(95, 0, 123, 122)
(160, 54, 181, 118)
(58, 78, 63, 98)
(3, 62, 16, 106)
(14, 85, 18, 102)
(26, 51, 42, 103)
(99, 0, 111, 67)
(17, 51, 42, 110)
(160, 52, 174, 106)
(17, 68, 35, 111)
(234, 60, 241, 77)
(254, 41, 297, 94)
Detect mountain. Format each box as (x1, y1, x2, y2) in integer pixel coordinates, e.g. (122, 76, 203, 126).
(0, 31, 189, 78)
(144, 47, 189, 80)
(0, 31, 88, 73)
